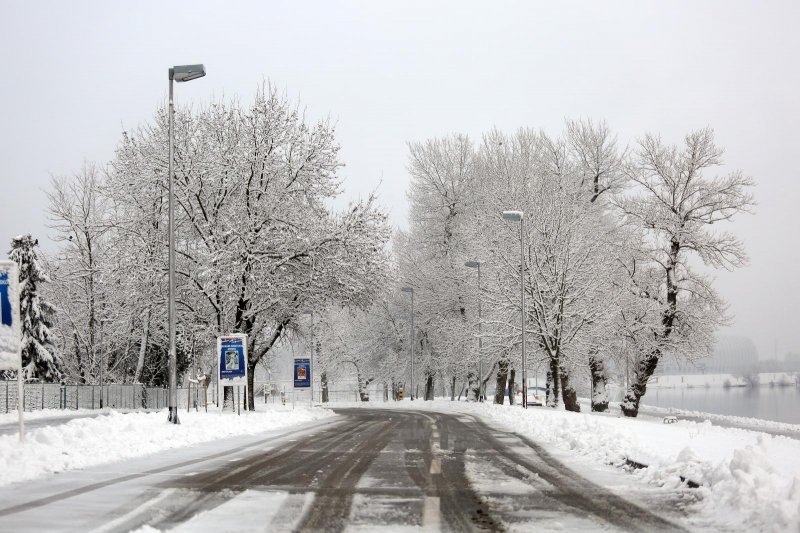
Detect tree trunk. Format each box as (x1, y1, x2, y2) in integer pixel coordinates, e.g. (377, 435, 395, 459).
(424, 373, 434, 401)
(560, 366, 580, 412)
(621, 350, 660, 417)
(133, 308, 150, 384)
(359, 377, 372, 402)
(589, 353, 609, 412)
(546, 358, 559, 408)
(246, 357, 257, 410)
(508, 369, 516, 405)
(451, 375, 456, 401)
(494, 357, 508, 405)
(74, 330, 86, 384)
(321, 372, 329, 403)
(466, 371, 479, 402)
(621, 239, 678, 417)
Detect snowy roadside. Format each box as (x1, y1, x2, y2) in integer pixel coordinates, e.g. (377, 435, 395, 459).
(0, 405, 335, 488)
(344, 399, 800, 532)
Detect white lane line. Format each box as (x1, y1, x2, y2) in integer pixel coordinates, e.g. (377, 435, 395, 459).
(89, 488, 176, 533)
(422, 496, 441, 530)
(430, 458, 441, 475)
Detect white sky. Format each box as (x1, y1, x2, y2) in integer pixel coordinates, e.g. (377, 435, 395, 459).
(1, 1, 798, 360)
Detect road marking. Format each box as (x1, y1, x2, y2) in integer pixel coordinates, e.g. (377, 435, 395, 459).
(430, 458, 441, 474)
(422, 496, 441, 530)
(89, 488, 175, 533)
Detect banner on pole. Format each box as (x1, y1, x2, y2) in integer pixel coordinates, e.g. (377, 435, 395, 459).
(217, 334, 248, 386)
(0, 261, 21, 372)
(294, 358, 311, 388)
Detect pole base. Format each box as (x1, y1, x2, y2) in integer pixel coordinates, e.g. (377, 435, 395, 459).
(168, 406, 181, 424)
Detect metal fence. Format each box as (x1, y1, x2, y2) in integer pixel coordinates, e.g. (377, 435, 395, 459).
(0, 379, 392, 414)
(0, 381, 212, 413)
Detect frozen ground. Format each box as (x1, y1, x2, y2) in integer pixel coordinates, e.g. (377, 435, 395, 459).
(341, 399, 800, 532)
(0, 404, 334, 487)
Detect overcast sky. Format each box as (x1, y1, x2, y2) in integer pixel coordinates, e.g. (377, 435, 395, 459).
(1, 1, 798, 360)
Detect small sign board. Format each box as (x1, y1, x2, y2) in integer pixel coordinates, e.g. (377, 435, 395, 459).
(217, 334, 248, 385)
(294, 358, 311, 388)
(0, 261, 23, 441)
(0, 261, 21, 371)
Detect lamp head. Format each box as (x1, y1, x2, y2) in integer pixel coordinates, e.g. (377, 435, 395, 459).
(401, 287, 413, 293)
(170, 64, 206, 82)
(464, 261, 480, 268)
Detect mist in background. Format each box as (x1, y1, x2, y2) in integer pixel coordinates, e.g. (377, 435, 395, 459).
(1, 0, 797, 360)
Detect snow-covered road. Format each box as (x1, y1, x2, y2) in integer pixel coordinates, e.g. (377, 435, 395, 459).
(0, 407, 690, 532)
(3, 401, 798, 531)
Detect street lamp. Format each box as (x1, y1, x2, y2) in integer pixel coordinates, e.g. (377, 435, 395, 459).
(303, 309, 314, 406)
(464, 261, 483, 401)
(167, 63, 206, 425)
(401, 287, 414, 401)
(502, 210, 527, 409)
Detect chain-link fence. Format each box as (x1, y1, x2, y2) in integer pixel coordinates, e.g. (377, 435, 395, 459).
(0, 381, 212, 413)
(0, 378, 394, 414)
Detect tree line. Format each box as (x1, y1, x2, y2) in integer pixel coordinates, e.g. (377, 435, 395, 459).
(13, 87, 752, 418)
(316, 121, 753, 417)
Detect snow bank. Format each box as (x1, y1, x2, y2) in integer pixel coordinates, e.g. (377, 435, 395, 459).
(0, 406, 334, 487)
(353, 400, 800, 532)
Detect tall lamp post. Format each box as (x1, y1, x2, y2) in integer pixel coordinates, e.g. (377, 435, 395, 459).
(303, 309, 314, 406)
(502, 210, 527, 408)
(464, 261, 483, 401)
(167, 64, 206, 424)
(401, 287, 414, 401)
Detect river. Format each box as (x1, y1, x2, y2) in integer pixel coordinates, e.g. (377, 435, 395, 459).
(640, 385, 800, 425)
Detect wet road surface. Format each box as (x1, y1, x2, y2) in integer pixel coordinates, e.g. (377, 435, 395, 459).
(0, 407, 686, 532)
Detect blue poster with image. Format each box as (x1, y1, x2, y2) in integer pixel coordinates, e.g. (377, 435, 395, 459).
(0, 272, 11, 327)
(294, 358, 311, 388)
(219, 336, 246, 380)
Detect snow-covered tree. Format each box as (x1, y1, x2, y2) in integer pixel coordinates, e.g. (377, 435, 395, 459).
(109, 84, 391, 408)
(616, 128, 754, 417)
(399, 134, 478, 400)
(46, 164, 111, 384)
(474, 128, 624, 411)
(9, 235, 60, 382)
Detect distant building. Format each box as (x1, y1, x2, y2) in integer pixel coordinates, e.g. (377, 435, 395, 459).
(656, 335, 759, 375)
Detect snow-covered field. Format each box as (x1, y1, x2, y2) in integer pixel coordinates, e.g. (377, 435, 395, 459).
(348, 399, 800, 532)
(0, 405, 334, 488)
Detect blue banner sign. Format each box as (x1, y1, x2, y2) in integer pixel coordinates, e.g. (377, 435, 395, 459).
(219, 336, 246, 380)
(294, 358, 311, 388)
(0, 272, 11, 327)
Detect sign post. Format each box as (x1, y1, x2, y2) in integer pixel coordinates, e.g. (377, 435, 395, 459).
(216, 334, 248, 414)
(0, 261, 23, 441)
(294, 357, 311, 406)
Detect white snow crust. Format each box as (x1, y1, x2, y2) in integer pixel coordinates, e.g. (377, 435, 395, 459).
(0, 405, 334, 488)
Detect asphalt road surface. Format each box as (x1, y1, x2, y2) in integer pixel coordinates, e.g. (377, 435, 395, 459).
(0, 408, 687, 532)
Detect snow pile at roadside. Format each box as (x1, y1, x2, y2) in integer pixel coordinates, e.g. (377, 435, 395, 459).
(0, 406, 333, 487)
(466, 403, 800, 532)
(368, 400, 800, 531)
